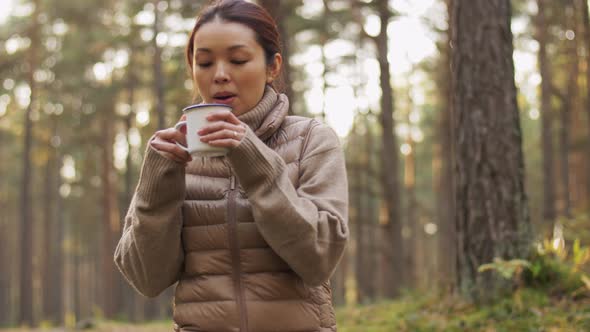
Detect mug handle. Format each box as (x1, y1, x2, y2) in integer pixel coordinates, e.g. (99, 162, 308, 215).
(174, 121, 189, 153)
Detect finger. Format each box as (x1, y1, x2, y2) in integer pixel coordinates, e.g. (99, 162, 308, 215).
(150, 140, 192, 162)
(207, 138, 241, 149)
(156, 127, 188, 146)
(155, 128, 183, 141)
(198, 121, 243, 136)
(200, 129, 244, 143)
(152, 146, 185, 163)
(206, 110, 241, 125)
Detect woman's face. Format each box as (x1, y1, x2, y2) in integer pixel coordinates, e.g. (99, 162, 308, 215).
(192, 18, 281, 116)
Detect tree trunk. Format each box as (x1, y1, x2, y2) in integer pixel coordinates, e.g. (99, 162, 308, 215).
(122, 42, 138, 322)
(355, 119, 369, 304)
(19, 0, 40, 325)
(364, 116, 377, 301)
(569, 0, 587, 211)
(319, 0, 332, 121)
(581, 0, 590, 209)
(405, 134, 418, 289)
(73, 231, 81, 322)
(535, 0, 557, 235)
(435, 0, 456, 293)
(153, 0, 166, 129)
(375, 0, 403, 298)
(41, 117, 58, 323)
(52, 149, 65, 325)
(101, 104, 121, 317)
(558, 0, 578, 219)
(0, 124, 7, 324)
(258, 0, 295, 110)
(451, 0, 531, 301)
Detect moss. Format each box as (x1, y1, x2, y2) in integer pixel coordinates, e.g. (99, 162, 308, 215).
(336, 289, 589, 332)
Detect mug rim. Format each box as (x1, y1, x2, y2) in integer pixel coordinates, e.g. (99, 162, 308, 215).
(182, 103, 232, 113)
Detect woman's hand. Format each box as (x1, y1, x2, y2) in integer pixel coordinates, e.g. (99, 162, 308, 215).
(198, 110, 247, 149)
(150, 115, 193, 164)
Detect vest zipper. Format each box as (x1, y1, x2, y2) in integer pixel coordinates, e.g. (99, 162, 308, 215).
(227, 174, 249, 331)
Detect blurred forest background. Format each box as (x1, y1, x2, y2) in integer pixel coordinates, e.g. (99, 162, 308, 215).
(0, 0, 589, 330)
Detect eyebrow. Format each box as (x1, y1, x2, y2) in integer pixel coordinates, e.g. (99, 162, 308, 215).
(195, 45, 248, 53)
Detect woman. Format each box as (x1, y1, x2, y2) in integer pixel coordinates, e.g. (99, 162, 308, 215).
(114, 1, 349, 331)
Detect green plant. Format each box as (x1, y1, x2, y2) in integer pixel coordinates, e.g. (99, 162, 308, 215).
(478, 258, 531, 280)
(524, 237, 590, 298)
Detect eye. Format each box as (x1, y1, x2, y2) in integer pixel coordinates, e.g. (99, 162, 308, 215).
(197, 62, 212, 68)
(231, 59, 248, 65)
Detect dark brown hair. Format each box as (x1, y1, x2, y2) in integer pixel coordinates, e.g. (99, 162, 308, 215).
(186, 0, 283, 93)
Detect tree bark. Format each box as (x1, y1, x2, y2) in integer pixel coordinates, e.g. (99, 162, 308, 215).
(451, 0, 531, 301)
(258, 0, 295, 110)
(435, 0, 456, 293)
(535, 0, 556, 235)
(101, 104, 121, 317)
(566, 0, 586, 211)
(0, 119, 7, 324)
(558, 0, 578, 219)
(123, 41, 138, 322)
(52, 148, 64, 325)
(364, 115, 377, 301)
(581, 0, 590, 209)
(405, 126, 418, 289)
(41, 117, 59, 324)
(375, 0, 403, 298)
(153, 0, 166, 129)
(19, 0, 40, 325)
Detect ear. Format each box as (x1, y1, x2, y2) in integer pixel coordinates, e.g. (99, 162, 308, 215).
(266, 53, 283, 84)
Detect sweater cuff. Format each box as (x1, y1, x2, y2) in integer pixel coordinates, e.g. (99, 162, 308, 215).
(136, 145, 186, 205)
(226, 127, 284, 190)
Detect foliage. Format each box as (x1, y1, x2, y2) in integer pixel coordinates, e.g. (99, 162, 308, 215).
(335, 289, 590, 332)
(478, 258, 531, 281)
(524, 237, 590, 299)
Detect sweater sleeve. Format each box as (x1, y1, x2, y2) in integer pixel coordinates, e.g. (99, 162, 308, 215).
(114, 144, 186, 298)
(226, 122, 349, 286)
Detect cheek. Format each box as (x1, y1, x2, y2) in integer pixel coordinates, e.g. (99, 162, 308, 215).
(193, 72, 208, 93)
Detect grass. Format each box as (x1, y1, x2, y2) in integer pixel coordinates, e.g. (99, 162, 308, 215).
(336, 289, 590, 332)
(2, 289, 589, 332)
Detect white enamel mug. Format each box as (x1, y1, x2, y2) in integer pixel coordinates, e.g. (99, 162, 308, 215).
(175, 103, 232, 157)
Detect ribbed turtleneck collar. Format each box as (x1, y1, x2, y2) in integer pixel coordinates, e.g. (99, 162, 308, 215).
(238, 86, 289, 140)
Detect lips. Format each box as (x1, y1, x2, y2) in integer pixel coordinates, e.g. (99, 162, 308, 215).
(213, 92, 237, 105)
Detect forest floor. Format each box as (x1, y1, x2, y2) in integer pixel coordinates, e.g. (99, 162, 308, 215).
(1, 288, 589, 332)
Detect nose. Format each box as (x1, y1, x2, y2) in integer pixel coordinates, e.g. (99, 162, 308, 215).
(214, 62, 230, 84)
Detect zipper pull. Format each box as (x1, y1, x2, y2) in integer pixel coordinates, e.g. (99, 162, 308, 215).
(230, 175, 235, 190)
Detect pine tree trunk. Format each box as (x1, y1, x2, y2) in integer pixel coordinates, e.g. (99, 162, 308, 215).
(582, 0, 590, 209)
(406, 136, 420, 289)
(376, 0, 403, 298)
(258, 0, 295, 110)
(535, 0, 556, 235)
(19, 0, 40, 325)
(451, 0, 531, 301)
(153, 0, 166, 129)
(41, 118, 57, 323)
(101, 104, 121, 317)
(435, 0, 455, 292)
(0, 124, 7, 324)
(73, 233, 81, 322)
(566, 0, 585, 212)
(52, 150, 64, 325)
(365, 118, 377, 300)
(122, 44, 138, 322)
